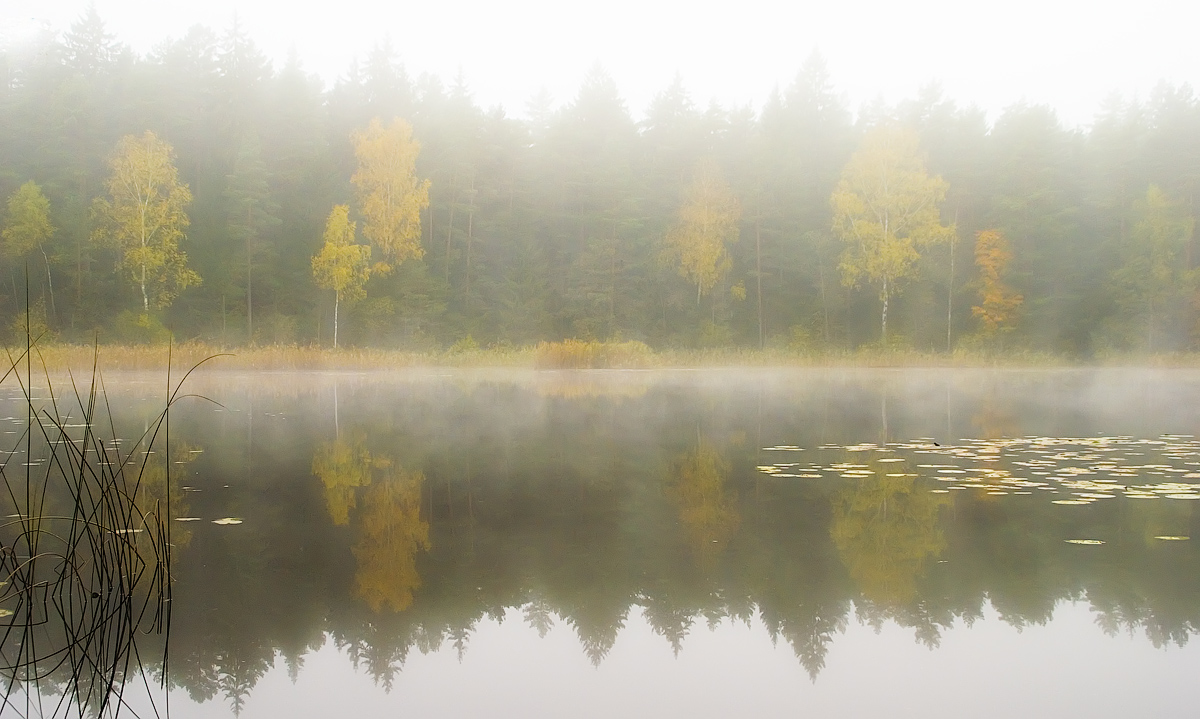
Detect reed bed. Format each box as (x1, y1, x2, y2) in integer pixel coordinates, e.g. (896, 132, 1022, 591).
(12, 339, 1189, 375)
(0, 339, 196, 718)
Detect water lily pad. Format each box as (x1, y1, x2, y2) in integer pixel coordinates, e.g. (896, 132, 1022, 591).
(212, 518, 243, 525)
(1065, 539, 1105, 545)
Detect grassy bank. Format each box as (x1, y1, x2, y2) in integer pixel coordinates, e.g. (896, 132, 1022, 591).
(12, 340, 1200, 374)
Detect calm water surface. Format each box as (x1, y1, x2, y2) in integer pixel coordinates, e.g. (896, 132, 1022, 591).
(9, 368, 1200, 718)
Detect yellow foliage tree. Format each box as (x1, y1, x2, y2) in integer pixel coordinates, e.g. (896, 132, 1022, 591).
(2, 182, 53, 259)
(971, 229, 1023, 334)
(311, 204, 371, 348)
(351, 117, 431, 274)
(1113, 185, 1196, 350)
(666, 440, 740, 567)
(92, 131, 199, 312)
(664, 159, 742, 304)
(831, 127, 954, 342)
(352, 468, 430, 613)
(2, 181, 56, 318)
(830, 470, 951, 606)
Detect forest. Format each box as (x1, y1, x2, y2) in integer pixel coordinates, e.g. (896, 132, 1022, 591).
(2, 9, 1200, 355)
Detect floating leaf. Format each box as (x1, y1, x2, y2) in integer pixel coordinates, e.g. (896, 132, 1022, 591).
(1065, 539, 1105, 545)
(212, 518, 243, 525)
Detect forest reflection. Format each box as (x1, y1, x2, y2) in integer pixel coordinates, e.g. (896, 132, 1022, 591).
(141, 370, 1200, 710)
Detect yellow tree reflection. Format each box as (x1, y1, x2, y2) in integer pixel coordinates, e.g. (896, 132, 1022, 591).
(667, 440, 740, 563)
(311, 435, 372, 525)
(830, 473, 951, 605)
(133, 443, 199, 553)
(311, 434, 432, 613)
(352, 466, 430, 613)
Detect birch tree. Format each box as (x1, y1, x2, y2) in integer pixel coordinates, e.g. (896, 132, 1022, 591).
(832, 127, 954, 343)
(92, 131, 199, 311)
(2, 181, 56, 314)
(312, 205, 371, 348)
(351, 117, 431, 274)
(664, 159, 742, 304)
(1111, 185, 1195, 350)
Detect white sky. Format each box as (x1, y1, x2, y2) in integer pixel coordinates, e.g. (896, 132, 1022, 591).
(3, 0, 1198, 127)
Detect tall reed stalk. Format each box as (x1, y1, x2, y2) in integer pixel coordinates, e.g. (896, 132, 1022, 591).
(0, 314, 217, 718)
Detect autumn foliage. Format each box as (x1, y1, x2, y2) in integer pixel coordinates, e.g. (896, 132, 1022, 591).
(663, 159, 742, 304)
(351, 117, 431, 274)
(533, 338, 654, 369)
(971, 229, 1023, 334)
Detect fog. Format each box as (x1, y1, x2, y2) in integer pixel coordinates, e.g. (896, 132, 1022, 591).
(14, 366, 1200, 715)
(6, 0, 1197, 126)
(1, 6, 1199, 355)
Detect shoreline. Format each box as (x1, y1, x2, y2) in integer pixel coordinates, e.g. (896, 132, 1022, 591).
(4, 342, 1200, 374)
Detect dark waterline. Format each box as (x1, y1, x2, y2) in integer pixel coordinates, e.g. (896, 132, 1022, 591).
(6, 368, 1200, 718)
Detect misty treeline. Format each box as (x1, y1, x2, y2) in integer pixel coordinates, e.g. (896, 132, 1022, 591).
(2, 10, 1199, 353)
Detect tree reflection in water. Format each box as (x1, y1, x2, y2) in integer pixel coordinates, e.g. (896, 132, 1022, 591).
(831, 468, 952, 606)
(353, 465, 430, 613)
(132, 371, 1200, 708)
(667, 438, 741, 566)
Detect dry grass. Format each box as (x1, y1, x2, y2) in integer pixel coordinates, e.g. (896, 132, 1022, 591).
(17, 343, 521, 374)
(10, 340, 1195, 375)
(533, 340, 655, 369)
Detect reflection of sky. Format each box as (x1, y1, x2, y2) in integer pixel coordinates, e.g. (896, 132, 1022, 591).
(161, 601, 1200, 718)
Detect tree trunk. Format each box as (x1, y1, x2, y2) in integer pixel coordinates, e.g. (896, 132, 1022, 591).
(247, 207, 254, 345)
(444, 178, 456, 283)
(333, 291, 340, 349)
(881, 277, 889, 344)
(141, 263, 148, 312)
(819, 261, 830, 345)
(608, 227, 616, 329)
(755, 218, 763, 349)
(465, 176, 475, 302)
(41, 249, 55, 324)
(946, 235, 954, 352)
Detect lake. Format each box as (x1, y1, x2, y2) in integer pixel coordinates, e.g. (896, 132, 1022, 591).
(5, 368, 1200, 718)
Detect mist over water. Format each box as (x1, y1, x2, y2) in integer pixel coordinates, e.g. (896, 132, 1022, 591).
(6, 4, 1200, 716)
(8, 368, 1199, 716)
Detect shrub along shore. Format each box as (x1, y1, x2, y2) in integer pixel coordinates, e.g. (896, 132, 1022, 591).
(7, 339, 1200, 375)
